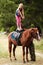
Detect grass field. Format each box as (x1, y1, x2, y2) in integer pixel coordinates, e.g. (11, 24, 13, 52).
(0, 34, 43, 65)
(33, 38, 43, 52)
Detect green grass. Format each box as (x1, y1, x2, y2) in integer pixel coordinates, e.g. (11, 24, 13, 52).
(34, 38, 43, 52)
(0, 34, 8, 58)
(0, 51, 8, 58)
(0, 44, 8, 58)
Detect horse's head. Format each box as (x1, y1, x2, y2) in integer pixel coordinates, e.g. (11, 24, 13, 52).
(30, 28, 40, 40)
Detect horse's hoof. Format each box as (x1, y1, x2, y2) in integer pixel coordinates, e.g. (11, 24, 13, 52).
(27, 60, 29, 62)
(15, 58, 17, 60)
(13, 57, 17, 60)
(10, 58, 12, 61)
(23, 61, 26, 63)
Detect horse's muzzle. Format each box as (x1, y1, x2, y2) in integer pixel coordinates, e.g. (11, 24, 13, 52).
(38, 34, 40, 41)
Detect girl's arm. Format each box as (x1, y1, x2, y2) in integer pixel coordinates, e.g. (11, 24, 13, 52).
(19, 9, 25, 19)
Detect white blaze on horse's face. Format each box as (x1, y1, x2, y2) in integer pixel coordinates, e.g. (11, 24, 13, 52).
(37, 31, 40, 40)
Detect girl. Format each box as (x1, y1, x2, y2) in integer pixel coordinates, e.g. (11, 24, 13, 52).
(15, 3, 25, 31)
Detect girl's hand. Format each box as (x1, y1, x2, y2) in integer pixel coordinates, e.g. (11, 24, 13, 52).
(22, 16, 25, 19)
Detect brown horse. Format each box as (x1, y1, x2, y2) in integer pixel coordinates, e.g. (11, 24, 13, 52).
(8, 28, 40, 63)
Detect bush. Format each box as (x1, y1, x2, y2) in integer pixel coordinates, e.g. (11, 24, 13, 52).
(0, 28, 5, 32)
(9, 26, 16, 32)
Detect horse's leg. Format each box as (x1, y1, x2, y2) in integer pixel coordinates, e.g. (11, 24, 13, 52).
(22, 46, 25, 63)
(26, 47, 28, 61)
(13, 45, 17, 60)
(8, 41, 12, 61)
(29, 42, 36, 61)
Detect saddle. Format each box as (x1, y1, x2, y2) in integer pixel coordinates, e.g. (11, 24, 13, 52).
(11, 30, 24, 45)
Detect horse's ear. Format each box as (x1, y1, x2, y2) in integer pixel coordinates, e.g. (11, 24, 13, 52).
(31, 28, 35, 33)
(31, 28, 37, 31)
(31, 28, 34, 31)
(30, 28, 34, 34)
(31, 28, 34, 30)
(31, 28, 38, 33)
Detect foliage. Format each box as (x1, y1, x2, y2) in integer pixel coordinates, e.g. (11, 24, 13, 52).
(10, 26, 16, 32)
(0, 0, 43, 32)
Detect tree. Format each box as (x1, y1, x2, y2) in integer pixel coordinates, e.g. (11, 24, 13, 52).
(0, 0, 43, 32)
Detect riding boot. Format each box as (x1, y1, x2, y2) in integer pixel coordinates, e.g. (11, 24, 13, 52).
(16, 29, 24, 33)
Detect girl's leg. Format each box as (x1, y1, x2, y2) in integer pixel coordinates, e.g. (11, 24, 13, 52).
(16, 16, 22, 30)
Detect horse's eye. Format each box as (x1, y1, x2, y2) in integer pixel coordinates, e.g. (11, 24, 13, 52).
(36, 33, 38, 35)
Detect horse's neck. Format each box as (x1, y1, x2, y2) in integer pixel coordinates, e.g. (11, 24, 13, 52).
(20, 30, 31, 43)
(24, 30, 33, 41)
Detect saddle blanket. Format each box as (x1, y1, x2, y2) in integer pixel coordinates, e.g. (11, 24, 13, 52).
(11, 31, 20, 41)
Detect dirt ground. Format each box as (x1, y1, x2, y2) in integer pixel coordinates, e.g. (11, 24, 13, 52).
(0, 34, 43, 65)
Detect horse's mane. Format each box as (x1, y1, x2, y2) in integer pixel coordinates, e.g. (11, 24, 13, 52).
(23, 27, 38, 32)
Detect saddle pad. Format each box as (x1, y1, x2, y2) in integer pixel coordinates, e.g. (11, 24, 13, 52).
(11, 31, 20, 40)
